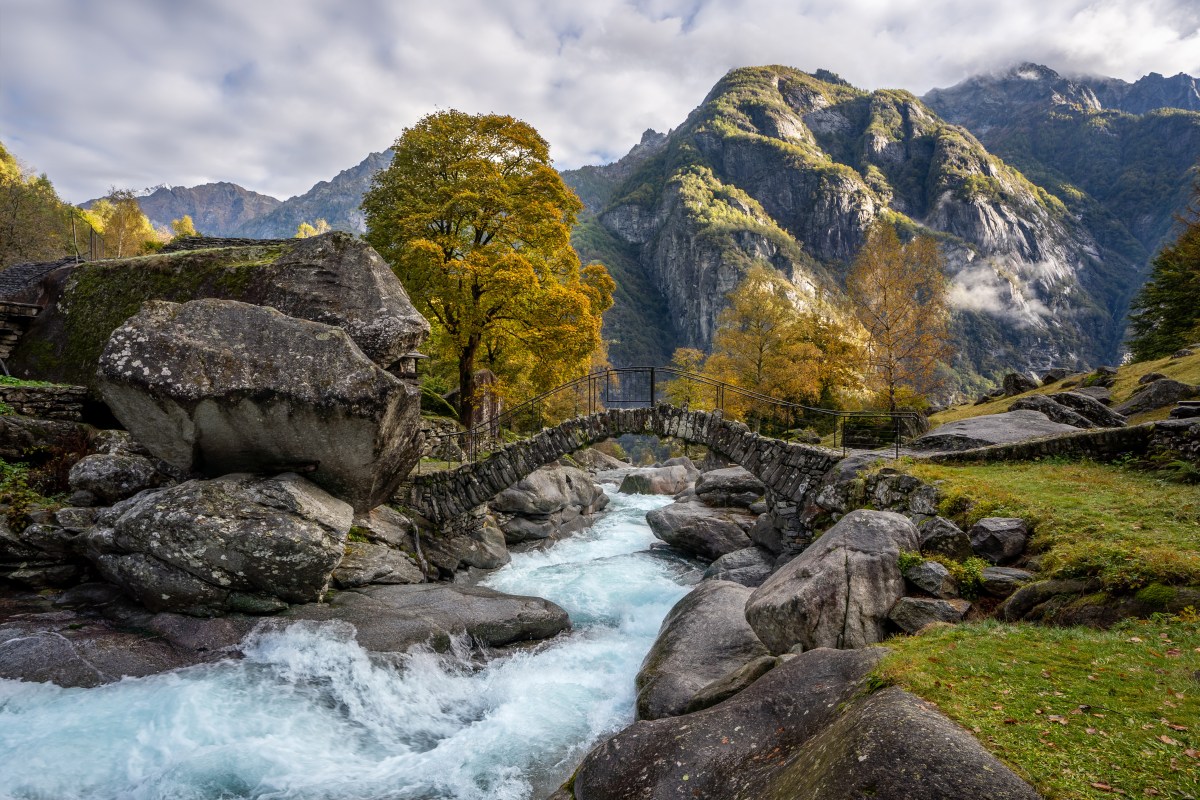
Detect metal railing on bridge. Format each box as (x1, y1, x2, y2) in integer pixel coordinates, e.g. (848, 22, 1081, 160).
(418, 366, 926, 471)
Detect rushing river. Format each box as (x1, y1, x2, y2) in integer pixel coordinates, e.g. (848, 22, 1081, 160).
(0, 490, 691, 800)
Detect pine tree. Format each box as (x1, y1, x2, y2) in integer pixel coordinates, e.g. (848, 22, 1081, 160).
(1128, 178, 1200, 361)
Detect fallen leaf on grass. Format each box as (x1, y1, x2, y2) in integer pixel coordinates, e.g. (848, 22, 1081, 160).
(1157, 735, 1181, 746)
(1048, 715, 1069, 725)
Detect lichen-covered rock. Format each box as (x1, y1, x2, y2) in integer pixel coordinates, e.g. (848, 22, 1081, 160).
(745, 510, 920, 653)
(253, 232, 430, 370)
(919, 516, 974, 561)
(331, 541, 424, 588)
(97, 299, 422, 511)
(646, 499, 754, 560)
(67, 453, 167, 506)
(904, 560, 959, 599)
(968, 517, 1028, 564)
(1002, 372, 1038, 396)
(87, 472, 353, 616)
(635, 580, 770, 720)
(889, 596, 970, 632)
(981, 566, 1035, 598)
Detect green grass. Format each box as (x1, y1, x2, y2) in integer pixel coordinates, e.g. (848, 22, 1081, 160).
(0, 376, 60, 388)
(907, 459, 1200, 591)
(873, 618, 1200, 799)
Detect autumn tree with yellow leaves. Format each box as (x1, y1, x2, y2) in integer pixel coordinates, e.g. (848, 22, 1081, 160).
(847, 222, 952, 410)
(363, 110, 613, 427)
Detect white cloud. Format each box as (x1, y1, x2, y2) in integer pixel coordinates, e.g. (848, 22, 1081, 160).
(1, 0, 1197, 202)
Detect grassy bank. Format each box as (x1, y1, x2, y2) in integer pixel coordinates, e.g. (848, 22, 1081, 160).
(907, 459, 1200, 591)
(874, 618, 1200, 799)
(930, 351, 1200, 427)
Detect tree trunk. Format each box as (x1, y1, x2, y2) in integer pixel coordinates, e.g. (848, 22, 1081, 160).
(458, 333, 481, 428)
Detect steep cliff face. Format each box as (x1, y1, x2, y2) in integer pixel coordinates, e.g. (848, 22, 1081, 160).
(232, 150, 392, 238)
(573, 65, 1137, 378)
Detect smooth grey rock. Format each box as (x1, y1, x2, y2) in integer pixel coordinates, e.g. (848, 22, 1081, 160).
(1041, 368, 1071, 385)
(571, 447, 629, 471)
(911, 410, 1080, 450)
(889, 596, 970, 632)
(54, 581, 124, 608)
(88, 472, 353, 615)
(418, 509, 510, 573)
(284, 583, 569, 652)
(97, 299, 422, 511)
(67, 453, 166, 506)
(1051, 391, 1127, 427)
(745, 510, 920, 653)
(646, 499, 754, 560)
(969, 517, 1028, 564)
(904, 560, 959, 599)
(618, 465, 693, 495)
(1114, 378, 1199, 417)
(918, 516, 974, 561)
(332, 541, 423, 588)
(759, 687, 1040, 800)
(635, 580, 769, 720)
(1002, 372, 1038, 396)
(1069, 385, 1112, 404)
(489, 464, 607, 543)
(352, 505, 417, 550)
(566, 648, 886, 800)
(1009, 394, 1093, 428)
(982, 566, 1035, 598)
(1139, 372, 1168, 385)
(683, 655, 778, 713)
(999, 577, 1101, 621)
(703, 546, 775, 587)
(694, 466, 766, 508)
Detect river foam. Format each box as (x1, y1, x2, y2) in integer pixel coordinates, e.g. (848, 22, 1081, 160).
(0, 490, 685, 800)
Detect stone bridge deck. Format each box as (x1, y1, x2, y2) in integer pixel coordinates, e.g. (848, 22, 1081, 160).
(405, 405, 841, 525)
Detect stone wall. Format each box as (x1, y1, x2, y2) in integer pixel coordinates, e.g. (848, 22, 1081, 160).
(404, 405, 839, 525)
(0, 384, 87, 421)
(925, 424, 1155, 465)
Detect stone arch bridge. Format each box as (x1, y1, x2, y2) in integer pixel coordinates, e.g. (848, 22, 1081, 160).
(405, 404, 842, 527)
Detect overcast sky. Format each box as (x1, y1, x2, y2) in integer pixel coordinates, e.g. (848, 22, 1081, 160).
(2, 0, 1197, 203)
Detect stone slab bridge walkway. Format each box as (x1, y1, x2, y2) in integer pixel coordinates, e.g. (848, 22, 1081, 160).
(404, 405, 841, 527)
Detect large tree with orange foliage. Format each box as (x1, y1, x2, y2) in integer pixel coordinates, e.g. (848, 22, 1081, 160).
(847, 221, 951, 410)
(363, 111, 613, 426)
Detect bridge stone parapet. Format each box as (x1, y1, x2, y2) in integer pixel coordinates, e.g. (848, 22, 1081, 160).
(404, 405, 840, 526)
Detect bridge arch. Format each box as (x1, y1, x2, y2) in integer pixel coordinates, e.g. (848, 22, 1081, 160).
(405, 404, 841, 526)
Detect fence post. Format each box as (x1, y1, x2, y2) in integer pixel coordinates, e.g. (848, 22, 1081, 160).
(649, 367, 656, 407)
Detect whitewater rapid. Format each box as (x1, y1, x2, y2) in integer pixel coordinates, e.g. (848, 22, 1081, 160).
(0, 490, 691, 800)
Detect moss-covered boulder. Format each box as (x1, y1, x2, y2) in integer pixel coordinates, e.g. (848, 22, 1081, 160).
(7, 232, 429, 390)
(97, 299, 422, 511)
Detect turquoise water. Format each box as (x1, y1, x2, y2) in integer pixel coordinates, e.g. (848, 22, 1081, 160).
(0, 490, 687, 800)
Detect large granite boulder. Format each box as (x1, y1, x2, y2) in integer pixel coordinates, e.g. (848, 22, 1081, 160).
(889, 597, 971, 632)
(1114, 379, 1199, 417)
(968, 517, 1029, 564)
(646, 499, 754, 560)
(1009, 394, 1093, 428)
(97, 299, 422, 511)
(1050, 391, 1127, 427)
(558, 648, 1038, 800)
(911, 410, 1080, 450)
(253, 232, 430, 370)
(702, 546, 776, 587)
(331, 541, 424, 588)
(1002, 371, 1038, 396)
(86, 472, 353, 616)
(488, 464, 608, 543)
(6, 234, 430, 388)
(745, 509, 919, 653)
(635, 580, 770, 720)
(694, 466, 766, 508)
(285, 583, 569, 652)
(618, 464, 694, 495)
